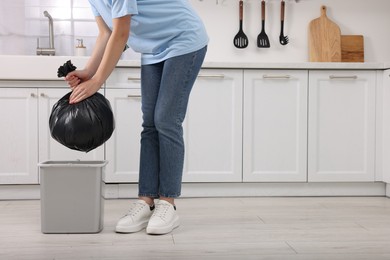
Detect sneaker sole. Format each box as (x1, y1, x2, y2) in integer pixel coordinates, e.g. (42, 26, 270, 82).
(146, 216, 180, 235)
(115, 221, 148, 233)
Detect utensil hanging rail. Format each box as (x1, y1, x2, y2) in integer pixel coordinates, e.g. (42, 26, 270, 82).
(197, 0, 301, 5)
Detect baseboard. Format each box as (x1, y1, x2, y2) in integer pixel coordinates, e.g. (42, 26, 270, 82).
(0, 185, 41, 200)
(111, 182, 387, 199)
(0, 182, 386, 200)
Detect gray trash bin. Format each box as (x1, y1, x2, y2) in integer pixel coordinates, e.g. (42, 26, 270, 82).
(38, 161, 107, 234)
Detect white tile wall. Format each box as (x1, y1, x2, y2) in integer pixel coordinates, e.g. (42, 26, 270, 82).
(0, 0, 93, 56)
(0, 0, 137, 59)
(1, 0, 390, 62)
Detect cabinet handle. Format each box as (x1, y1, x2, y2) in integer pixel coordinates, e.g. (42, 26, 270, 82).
(197, 74, 225, 79)
(329, 75, 358, 80)
(30, 93, 36, 98)
(40, 93, 46, 97)
(127, 94, 141, 98)
(127, 77, 141, 81)
(262, 75, 291, 79)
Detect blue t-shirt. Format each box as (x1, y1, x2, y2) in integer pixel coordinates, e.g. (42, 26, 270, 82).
(88, 0, 209, 65)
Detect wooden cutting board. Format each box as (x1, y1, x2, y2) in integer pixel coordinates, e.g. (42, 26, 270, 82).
(341, 35, 364, 62)
(309, 6, 341, 62)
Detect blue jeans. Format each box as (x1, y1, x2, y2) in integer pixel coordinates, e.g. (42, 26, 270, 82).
(138, 46, 207, 198)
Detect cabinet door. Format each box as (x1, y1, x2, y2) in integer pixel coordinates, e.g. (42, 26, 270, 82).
(38, 88, 104, 164)
(0, 88, 38, 184)
(183, 69, 243, 182)
(105, 88, 142, 183)
(243, 70, 308, 182)
(381, 70, 390, 183)
(308, 70, 376, 182)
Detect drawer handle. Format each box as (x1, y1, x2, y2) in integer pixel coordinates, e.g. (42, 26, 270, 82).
(263, 75, 291, 79)
(197, 74, 225, 79)
(127, 77, 141, 81)
(127, 94, 141, 98)
(329, 75, 358, 79)
(40, 93, 46, 97)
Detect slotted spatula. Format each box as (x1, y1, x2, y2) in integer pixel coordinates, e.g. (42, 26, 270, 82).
(233, 0, 248, 49)
(257, 0, 270, 48)
(279, 0, 289, 45)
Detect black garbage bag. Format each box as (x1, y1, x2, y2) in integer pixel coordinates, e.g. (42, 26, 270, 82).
(49, 60, 115, 152)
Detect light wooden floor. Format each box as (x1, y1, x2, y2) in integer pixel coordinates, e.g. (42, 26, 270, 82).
(1, 197, 390, 260)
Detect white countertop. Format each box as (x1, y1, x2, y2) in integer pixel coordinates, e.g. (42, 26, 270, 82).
(1, 55, 389, 80)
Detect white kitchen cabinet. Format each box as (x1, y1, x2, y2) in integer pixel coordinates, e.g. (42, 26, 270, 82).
(183, 69, 243, 182)
(38, 88, 104, 162)
(0, 82, 105, 185)
(104, 68, 243, 183)
(0, 64, 383, 191)
(380, 69, 390, 184)
(243, 70, 308, 182)
(0, 88, 38, 184)
(104, 68, 142, 183)
(308, 70, 376, 182)
(104, 88, 142, 183)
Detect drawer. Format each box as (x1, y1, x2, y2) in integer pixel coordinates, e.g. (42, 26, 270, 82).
(106, 68, 141, 89)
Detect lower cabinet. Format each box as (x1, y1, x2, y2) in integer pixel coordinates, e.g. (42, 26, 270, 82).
(182, 69, 243, 182)
(243, 69, 376, 183)
(381, 69, 390, 183)
(0, 84, 104, 185)
(308, 70, 376, 182)
(104, 88, 143, 183)
(0, 68, 381, 185)
(243, 70, 308, 182)
(103, 69, 244, 183)
(0, 88, 38, 184)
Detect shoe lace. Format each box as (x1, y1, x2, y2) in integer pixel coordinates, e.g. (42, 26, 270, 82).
(152, 203, 170, 219)
(126, 202, 147, 217)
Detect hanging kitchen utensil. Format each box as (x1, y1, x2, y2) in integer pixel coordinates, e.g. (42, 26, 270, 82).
(279, 0, 289, 45)
(234, 0, 248, 49)
(257, 0, 270, 48)
(308, 5, 341, 62)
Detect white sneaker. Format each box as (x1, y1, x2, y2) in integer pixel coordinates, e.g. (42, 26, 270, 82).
(115, 200, 154, 233)
(146, 200, 180, 235)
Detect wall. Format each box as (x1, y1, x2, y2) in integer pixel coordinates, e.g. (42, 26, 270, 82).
(0, 0, 389, 62)
(195, 0, 390, 63)
(0, 0, 99, 57)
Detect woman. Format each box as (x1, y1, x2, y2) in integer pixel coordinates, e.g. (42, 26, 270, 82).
(66, 0, 208, 235)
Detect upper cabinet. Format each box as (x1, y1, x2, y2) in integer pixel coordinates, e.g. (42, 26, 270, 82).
(243, 70, 308, 182)
(308, 70, 376, 182)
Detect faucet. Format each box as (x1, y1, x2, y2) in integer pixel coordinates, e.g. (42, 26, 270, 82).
(37, 11, 56, 56)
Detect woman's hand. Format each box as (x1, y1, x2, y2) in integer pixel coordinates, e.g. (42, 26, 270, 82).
(64, 15, 130, 104)
(64, 69, 99, 104)
(65, 69, 91, 90)
(69, 78, 103, 104)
